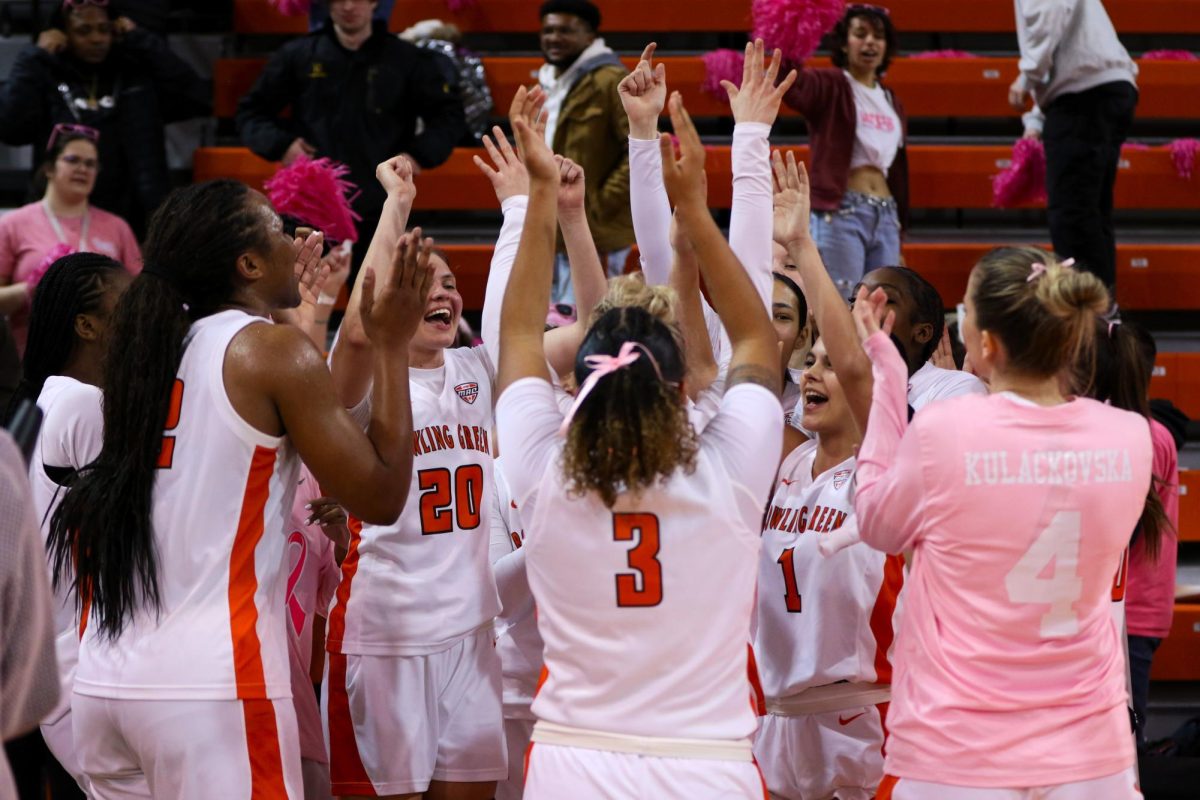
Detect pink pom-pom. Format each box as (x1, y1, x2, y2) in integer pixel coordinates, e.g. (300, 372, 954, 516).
(910, 49, 978, 59)
(444, 0, 478, 11)
(992, 138, 1047, 208)
(701, 49, 746, 102)
(752, 0, 845, 64)
(29, 243, 75, 289)
(1169, 138, 1200, 180)
(265, 156, 362, 244)
(268, 0, 310, 16)
(1141, 50, 1197, 61)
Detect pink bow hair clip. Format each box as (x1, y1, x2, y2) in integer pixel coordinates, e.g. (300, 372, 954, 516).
(559, 341, 664, 436)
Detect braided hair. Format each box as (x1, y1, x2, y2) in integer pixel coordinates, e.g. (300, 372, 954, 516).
(48, 180, 270, 640)
(3, 252, 123, 423)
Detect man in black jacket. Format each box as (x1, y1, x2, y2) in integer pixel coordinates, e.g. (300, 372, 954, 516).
(236, 0, 466, 267)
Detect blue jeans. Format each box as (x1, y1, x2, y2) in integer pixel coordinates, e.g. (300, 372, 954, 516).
(552, 247, 632, 305)
(1128, 634, 1161, 748)
(810, 191, 901, 300)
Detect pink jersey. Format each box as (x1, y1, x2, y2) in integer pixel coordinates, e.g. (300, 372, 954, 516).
(496, 379, 782, 741)
(756, 441, 904, 703)
(326, 346, 500, 657)
(855, 331, 1153, 787)
(1125, 419, 1179, 638)
(76, 311, 300, 701)
(285, 466, 340, 763)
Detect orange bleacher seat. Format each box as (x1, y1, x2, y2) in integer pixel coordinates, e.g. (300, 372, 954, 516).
(194, 145, 1200, 213)
(382, 0, 1200, 34)
(1152, 353, 1200, 420)
(234, 0, 307, 35)
(1178, 469, 1199, 544)
(213, 56, 1200, 122)
(1150, 603, 1200, 681)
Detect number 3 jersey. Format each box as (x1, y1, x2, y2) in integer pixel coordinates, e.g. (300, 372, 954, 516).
(755, 440, 904, 704)
(75, 311, 300, 700)
(326, 346, 501, 657)
(495, 379, 783, 741)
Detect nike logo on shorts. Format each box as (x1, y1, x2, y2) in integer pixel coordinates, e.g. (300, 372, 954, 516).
(838, 712, 866, 726)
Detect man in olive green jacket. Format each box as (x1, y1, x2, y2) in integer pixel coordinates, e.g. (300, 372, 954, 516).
(538, 0, 634, 303)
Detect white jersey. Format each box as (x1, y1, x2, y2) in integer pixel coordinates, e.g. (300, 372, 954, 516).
(327, 346, 501, 657)
(755, 440, 904, 702)
(497, 379, 783, 741)
(488, 462, 543, 719)
(908, 361, 987, 414)
(75, 310, 300, 700)
(29, 377, 104, 699)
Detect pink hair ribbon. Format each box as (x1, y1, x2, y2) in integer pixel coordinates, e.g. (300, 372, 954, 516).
(1026, 262, 1047, 282)
(559, 341, 665, 436)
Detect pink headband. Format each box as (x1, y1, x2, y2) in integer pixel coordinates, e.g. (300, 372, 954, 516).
(559, 341, 665, 436)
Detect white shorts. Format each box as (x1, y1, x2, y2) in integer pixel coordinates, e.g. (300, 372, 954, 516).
(753, 702, 887, 800)
(323, 628, 507, 796)
(525, 742, 768, 799)
(878, 766, 1142, 799)
(496, 717, 536, 800)
(73, 694, 302, 799)
(42, 707, 91, 794)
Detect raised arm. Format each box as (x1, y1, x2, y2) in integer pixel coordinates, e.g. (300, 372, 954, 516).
(497, 89, 563, 394)
(328, 157, 416, 407)
(726, 40, 797, 311)
(662, 93, 779, 392)
(775, 150, 873, 431)
(852, 288, 928, 554)
(619, 44, 673, 285)
(667, 211, 719, 398)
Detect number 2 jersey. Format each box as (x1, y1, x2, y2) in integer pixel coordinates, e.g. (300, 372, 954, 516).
(755, 440, 904, 705)
(496, 378, 783, 741)
(326, 346, 501, 656)
(75, 311, 300, 700)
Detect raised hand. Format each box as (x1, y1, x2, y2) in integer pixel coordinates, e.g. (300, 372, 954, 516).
(618, 43, 667, 139)
(724, 39, 797, 126)
(512, 114, 559, 188)
(377, 155, 417, 207)
(473, 126, 530, 203)
(852, 285, 895, 344)
(360, 229, 435, 348)
(659, 92, 707, 209)
(931, 327, 956, 370)
(556, 156, 586, 215)
(772, 149, 811, 248)
(293, 229, 329, 307)
(509, 85, 549, 159)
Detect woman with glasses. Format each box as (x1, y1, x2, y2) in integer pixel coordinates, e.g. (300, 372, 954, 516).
(0, 126, 140, 355)
(0, 0, 210, 234)
(781, 4, 907, 299)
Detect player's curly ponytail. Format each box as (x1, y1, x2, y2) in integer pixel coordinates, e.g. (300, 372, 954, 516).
(48, 180, 269, 640)
(562, 306, 698, 508)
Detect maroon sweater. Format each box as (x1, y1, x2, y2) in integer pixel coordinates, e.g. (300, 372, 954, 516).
(782, 65, 910, 230)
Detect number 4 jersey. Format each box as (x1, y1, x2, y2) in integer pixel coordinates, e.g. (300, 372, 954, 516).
(326, 346, 501, 657)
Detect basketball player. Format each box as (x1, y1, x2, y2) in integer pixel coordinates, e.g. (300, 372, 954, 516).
(496, 93, 781, 797)
(47, 179, 432, 798)
(8, 253, 131, 793)
(854, 247, 1156, 799)
(753, 151, 903, 800)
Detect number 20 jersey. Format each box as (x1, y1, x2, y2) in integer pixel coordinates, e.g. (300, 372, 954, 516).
(326, 346, 501, 657)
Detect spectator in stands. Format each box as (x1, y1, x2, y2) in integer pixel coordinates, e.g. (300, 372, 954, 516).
(0, 127, 141, 356)
(400, 19, 494, 143)
(0, 0, 211, 236)
(1009, 0, 1138, 291)
(237, 0, 467, 274)
(538, 0, 633, 303)
(0, 430, 61, 799)
(781, 4, 908, 300)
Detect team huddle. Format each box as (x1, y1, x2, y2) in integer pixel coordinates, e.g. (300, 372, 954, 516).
(18, 40, 1163, 800)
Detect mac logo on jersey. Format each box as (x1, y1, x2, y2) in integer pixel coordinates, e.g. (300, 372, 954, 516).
(455, 382, 479, 405)
(833, 469, 851, 489)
